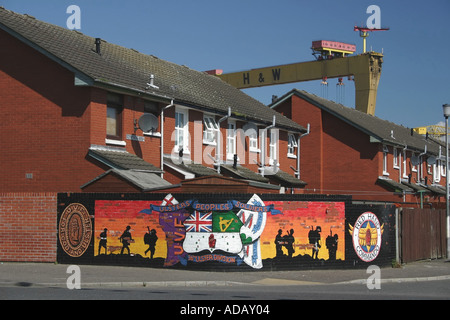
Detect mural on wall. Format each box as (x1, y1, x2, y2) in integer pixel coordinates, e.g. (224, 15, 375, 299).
(348, 212, 384, 262)
(261, 200, 346, 265)
(57, 193, 394, 269)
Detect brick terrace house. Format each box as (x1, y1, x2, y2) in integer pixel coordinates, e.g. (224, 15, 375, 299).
(0, 8, 307, 194)
(271, 89, 446, 206)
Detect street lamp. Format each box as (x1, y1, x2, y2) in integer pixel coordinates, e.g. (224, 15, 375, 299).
(443, 104, 450, 259)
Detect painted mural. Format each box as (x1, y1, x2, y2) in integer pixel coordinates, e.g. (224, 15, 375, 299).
(57, 193, 395, 270)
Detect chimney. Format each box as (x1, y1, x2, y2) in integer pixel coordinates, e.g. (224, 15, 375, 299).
(95, 38, 101, 55)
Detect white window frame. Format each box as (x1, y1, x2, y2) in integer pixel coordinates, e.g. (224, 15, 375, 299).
(403, 150, 408, 179)
(393, 148, 400, 169)
(203, 114, 218, 145)
(411, 153, 418, 173)
(287, 133, 298, 158)
(226, 120, 236, 160)
(249, 129, 259, 153)
(441, 160, 447, 178)
(433, 161, 441, 182)
(175, 107, 189, 153)
(382, 145, 389, 176)
(269, 129, 278, 165)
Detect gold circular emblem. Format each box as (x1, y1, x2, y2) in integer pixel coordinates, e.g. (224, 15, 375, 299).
(59, 203, 92, 257)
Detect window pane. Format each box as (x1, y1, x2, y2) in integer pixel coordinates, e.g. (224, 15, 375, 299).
(107, 107, 117, 136)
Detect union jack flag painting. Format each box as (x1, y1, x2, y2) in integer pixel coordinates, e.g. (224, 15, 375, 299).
(184, 211, 212, 233)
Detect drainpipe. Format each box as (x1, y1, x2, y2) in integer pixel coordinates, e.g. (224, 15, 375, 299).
(419, 145, 428, 184)
(160, 99, 174, 179)
(261, 115, 276, 177)
(401, 145, 407, 203)
(216, 107, 231, 174)
(296, 124, 310, 179)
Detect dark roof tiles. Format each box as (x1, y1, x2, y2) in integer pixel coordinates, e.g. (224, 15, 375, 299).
(0, 7, 306, 133)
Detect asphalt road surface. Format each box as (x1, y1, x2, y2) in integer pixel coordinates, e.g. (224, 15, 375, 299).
(2, 278, 449, 300)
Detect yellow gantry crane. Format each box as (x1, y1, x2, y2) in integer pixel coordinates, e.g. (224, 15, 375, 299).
(211, 27, 388, 116)
(414, 125, 448, 138)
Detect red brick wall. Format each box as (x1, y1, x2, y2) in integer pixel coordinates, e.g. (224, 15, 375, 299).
(276, 95, 403, 202)
(0, 193, 57, 262)
(0, 29, 104, 192)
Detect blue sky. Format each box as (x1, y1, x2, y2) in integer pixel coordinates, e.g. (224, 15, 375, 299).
(2, 0, 449, 129)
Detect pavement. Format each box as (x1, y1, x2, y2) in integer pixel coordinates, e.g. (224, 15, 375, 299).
(0, 259, 450, 289)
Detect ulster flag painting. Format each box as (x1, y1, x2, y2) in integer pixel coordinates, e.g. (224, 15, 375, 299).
(183, 211, 244, 254)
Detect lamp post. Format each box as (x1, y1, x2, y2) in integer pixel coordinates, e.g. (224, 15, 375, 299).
(443, 104, 450, 259)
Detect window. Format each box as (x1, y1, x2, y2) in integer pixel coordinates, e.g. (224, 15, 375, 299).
(411, 153, 418, 172)
(403, 150, 408, 178)
(269, 129, 278, 165)
(142, 101, 160, 136)
(433, 161, 440, 182)
(382, 145, 389, 176)
(288, 133, 298, 158)
(175, 107, 189, 153)
(203, 115, 218, 144)
(244, 122, 259, 152)
(106, 93, 123, 140)
(393, 148, 400, 169)
(249, 130, 258, 152)
(226, 120, 236, 159)
(144, 101, 159, 115)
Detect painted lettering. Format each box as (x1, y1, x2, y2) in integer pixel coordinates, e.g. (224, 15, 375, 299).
(272, 68, 281, 81)
(243, 72, 250, 85)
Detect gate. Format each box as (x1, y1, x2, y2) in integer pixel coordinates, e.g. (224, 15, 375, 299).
(401, 208, 447, 263)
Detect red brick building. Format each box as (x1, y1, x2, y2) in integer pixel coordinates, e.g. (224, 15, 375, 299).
(271, 89, 446, 206)
(0, 8, 307, 194)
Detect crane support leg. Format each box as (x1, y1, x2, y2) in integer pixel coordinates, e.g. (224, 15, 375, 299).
(217, 53, 384, 116)
(353, 54, 382, 115)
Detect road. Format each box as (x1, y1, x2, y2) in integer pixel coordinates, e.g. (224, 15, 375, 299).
(2, 278, 449, 301)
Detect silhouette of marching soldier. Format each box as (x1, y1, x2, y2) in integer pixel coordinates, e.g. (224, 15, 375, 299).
(119, 226, 134, 255)
(308, 226, 322, 259)
(274, 229, 284, 257)
(284, 229, 295, 258)
(98, 228, 108, 255)
(326, 228, 338, 261)
(144, 227, 158, 259)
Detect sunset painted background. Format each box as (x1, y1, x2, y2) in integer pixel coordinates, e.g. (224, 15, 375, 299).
(94, 200, 166, 258)
(93, 199, 346, 262)
(260, 201, 346, 261)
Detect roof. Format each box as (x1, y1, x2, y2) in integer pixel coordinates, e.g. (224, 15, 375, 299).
(220, 164, 269, 183)
(163, 156, 221, 178)
(376, 177, 414, 194)
(81, 169, 177, 192)
(180, 175, 280, 191)
(88, 145, 162, 172)
(266, 169, 307, 188)
(270, 89, 441, 155)
(0, 7, 306, 133)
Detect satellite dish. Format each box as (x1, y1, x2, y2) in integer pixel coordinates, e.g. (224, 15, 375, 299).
(137, 113, 159, 133)
(427, 156, 436, 165)
(411, 155, 420, 166)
